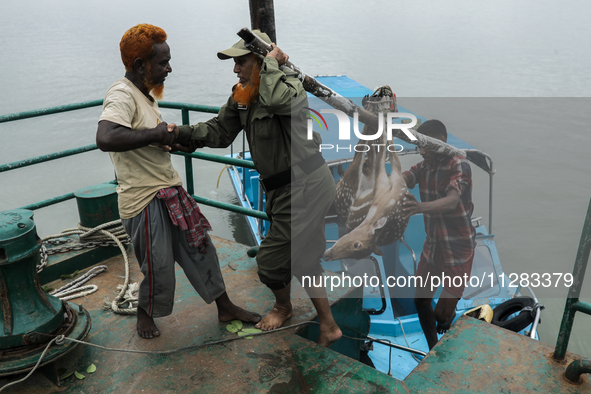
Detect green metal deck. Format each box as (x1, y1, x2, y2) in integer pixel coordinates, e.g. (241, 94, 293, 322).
(406, 316, 590, 393)
(0, 236, 400, 393)
(1, 235, 589, 393)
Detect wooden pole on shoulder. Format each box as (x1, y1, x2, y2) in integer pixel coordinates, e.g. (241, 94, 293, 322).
(237, 28, 466, 158)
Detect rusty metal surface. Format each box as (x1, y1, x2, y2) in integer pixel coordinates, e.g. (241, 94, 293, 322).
(405, 316, 590, 393)
(0, 306, 91, 377)
(0, 271, 12, 335)
(2, 303, 77, 360)
(34, 274, 56, 312)
(0, 236, 402, 393)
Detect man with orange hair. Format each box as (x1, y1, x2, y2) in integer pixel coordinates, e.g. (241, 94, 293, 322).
(96, 24, 260, 339)
(168, 31, 342, 347)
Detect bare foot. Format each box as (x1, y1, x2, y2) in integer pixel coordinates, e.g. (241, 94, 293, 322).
(218, 304, 262, 323)
(137, 305, 160, 339)
(317, 322, 342, 347)
(215, 292, 261, 323)
(436, 313, 455, 335)
(255, 302, 293, 331)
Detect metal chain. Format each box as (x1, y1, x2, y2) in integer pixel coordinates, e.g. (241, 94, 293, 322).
(36, 219, 137, 314)
(47, 239, 71, 245)
(37, 221, 130, 273)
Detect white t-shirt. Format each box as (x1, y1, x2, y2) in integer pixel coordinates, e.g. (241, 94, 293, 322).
(99, 78, 182, 219)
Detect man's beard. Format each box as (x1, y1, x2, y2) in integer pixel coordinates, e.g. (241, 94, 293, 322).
(144, 77, 165, 100)
(233, 63, 261, 106)
(143, 63, 164, 100)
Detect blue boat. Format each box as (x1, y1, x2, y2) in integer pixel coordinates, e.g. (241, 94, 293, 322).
(225, 74, 545, 379)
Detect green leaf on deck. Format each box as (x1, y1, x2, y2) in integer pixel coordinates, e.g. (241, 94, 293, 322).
(42, 286, 54, 293)
(237, 332, 254, 339)
(74, 371, 85, 380)
(87, 364, 96, 373)
(226, 320, 243, 333)
(241, 328, 262, 334)
(231, 320, 243, 330)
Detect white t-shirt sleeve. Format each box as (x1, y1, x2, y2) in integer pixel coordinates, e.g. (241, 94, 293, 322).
(99, 86, 136, 129)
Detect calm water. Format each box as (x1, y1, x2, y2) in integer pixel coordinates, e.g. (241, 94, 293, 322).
(1, 0, 590, 356)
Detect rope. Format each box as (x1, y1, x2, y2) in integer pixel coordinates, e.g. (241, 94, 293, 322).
(216, 164, 231, 188)
(0, 321, 376, 392)
(0, 321, 314, 392)
(76, 221, 129, 243)
(38, 220, 138, 315)
(63, 321, 319, 355)
(50, 265, 107, 301)
(395, 317, 422, 363)
(216, 153, 241, 189)
(104, 282, 139, 315)
(0, 336, 61, 393)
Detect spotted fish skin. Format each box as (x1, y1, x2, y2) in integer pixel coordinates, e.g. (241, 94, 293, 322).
(334, 129, 378, 233)
(324, 86, 409, 261)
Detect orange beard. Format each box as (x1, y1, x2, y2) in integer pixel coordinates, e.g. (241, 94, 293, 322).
(144, 77, 165, 100)
(233, 63, 261, 106)
(143, 62, 164, 100)
(150, 84, 165, 100)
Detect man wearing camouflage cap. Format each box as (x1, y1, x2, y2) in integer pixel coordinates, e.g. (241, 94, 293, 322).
(169, 30, 341, 347)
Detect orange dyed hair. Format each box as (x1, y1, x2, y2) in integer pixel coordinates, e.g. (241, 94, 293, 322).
(120, 24, 167, 72)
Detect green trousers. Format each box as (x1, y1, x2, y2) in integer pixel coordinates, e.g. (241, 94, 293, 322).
(256, 164, 336, 290)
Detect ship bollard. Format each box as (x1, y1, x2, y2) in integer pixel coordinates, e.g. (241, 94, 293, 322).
(0, 209, 91, 386)
(74, 183, 120, 228)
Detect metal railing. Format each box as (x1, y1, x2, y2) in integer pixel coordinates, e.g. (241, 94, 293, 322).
(553, 197, 591, 362)
(0, 100, 269, 221)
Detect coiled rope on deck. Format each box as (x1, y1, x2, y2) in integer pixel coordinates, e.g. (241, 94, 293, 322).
(38, 220, 138, 314)
(49, 265, 107, 301)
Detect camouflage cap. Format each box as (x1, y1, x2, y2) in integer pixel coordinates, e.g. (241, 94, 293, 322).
(217, 29, 272, 60)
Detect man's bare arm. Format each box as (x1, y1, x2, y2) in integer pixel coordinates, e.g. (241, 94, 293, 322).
(96, 120, 177, 152)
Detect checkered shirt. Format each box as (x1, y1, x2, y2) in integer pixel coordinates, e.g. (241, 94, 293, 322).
(404, 155, 476, 266)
